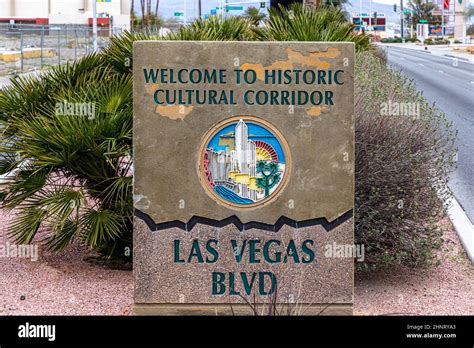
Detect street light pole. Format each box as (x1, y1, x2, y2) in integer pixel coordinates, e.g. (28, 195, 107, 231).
(442, 4, 445, 38)
(359, 0, 362, 32)
(400, 0, 404, 41)
(92, 0, 98, 51)
(369, 0, 372, 27)
(198, 0, 202, 19)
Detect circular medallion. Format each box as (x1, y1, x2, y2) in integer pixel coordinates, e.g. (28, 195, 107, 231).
(198, 116, 291, 210)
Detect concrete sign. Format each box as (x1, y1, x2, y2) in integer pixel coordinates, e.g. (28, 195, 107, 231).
(133, 41, 355, 315)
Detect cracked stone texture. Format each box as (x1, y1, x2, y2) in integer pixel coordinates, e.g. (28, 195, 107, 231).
(133, 41, 354, 224)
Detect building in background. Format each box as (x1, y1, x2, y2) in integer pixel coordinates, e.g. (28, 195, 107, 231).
(0, 0, 130, 28)
(352, 12, 388, 38)
(429, 0, 467, 38)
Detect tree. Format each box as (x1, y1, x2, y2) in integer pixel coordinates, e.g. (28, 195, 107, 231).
(256, 161, 281, 197)
(244, 6, 267, 26)
(467, 5, 474, 19)
(322, 0, 348, 6)
(147, 0, 152, 29)
(140, 0, 145, 28)
(405, 0, 439, 26)
(135, 0, 157, 32)
(154, 0, 160, 31)
(308, 0, 348, 6)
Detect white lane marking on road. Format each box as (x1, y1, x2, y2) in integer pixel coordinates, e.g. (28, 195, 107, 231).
(471, 81, 474, 84)
(438, 70, 444, 74)
(418, 63, 424, 66)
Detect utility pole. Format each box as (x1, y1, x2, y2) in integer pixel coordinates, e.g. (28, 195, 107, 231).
(369, 0, 372, 28)
(198, 0, 202, 19)
(442, 3, 445, 39)
(184, 0, 187, 25)
(92, 0, 98, 51)
(400, 0, 404, 41)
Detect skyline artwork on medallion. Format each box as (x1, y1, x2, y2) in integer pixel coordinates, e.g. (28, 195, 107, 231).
(201, 118, 288, 207)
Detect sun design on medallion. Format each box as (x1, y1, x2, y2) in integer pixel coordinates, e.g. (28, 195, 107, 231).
(199, 117, 290, 208)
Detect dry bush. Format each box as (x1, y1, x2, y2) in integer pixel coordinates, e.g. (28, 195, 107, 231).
(355, 52, 457, 270)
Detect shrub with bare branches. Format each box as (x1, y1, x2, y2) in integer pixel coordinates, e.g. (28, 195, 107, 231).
(354, 52, 456, 270)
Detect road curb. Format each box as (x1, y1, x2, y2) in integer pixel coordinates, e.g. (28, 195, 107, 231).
(444, 54, 470, 61)
(447, 195, 474, 264)
(381, 44, 474, 64)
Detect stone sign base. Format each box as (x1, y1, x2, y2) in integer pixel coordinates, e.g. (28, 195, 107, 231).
(133, 41, 355, 315)
(134, 217, 354, 315)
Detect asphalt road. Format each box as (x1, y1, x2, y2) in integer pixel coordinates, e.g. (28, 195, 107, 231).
(386, 46, 474, 223)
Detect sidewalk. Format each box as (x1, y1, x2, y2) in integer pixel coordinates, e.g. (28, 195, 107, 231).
(0, 70, 42, 89)
(380, 42, 474, 64)
(0, 75, 13, 89)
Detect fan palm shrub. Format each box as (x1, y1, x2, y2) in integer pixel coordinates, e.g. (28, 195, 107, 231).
(256, 3, 372, 52)
(0, 56, 133, 257)
(102, 31, 161, 76)
(167, 15, 255, 41)
(243, 6, 267, 27)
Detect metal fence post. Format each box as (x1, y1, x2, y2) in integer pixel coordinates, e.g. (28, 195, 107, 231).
(20, 31, 24, 73)
(57, 28, 61, 65)
(40, 26, 44, 69)
(74, 26, 77, 60)
(64, 26, 67, 64)
(85, 28, 88, 55)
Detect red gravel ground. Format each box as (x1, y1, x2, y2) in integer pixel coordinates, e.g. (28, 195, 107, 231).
(354, 216, 474, 315)
(0, 209, 133, 315)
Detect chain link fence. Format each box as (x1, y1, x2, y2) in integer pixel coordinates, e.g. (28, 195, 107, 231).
(0, 23, 126, 76)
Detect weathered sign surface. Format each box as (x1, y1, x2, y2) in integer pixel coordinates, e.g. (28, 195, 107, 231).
(133, 41, 354, 315)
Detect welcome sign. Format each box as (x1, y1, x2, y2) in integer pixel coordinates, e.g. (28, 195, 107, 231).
(133, 41, 354, 315)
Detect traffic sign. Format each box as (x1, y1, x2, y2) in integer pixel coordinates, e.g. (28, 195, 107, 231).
(226, 5, 244, 11)
(174, 11, 184, 17)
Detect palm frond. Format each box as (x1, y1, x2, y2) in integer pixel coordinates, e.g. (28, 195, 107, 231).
(79, 208, 124, 248)
(256, 3, 372, 52)
(167, 16, 255, 41)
